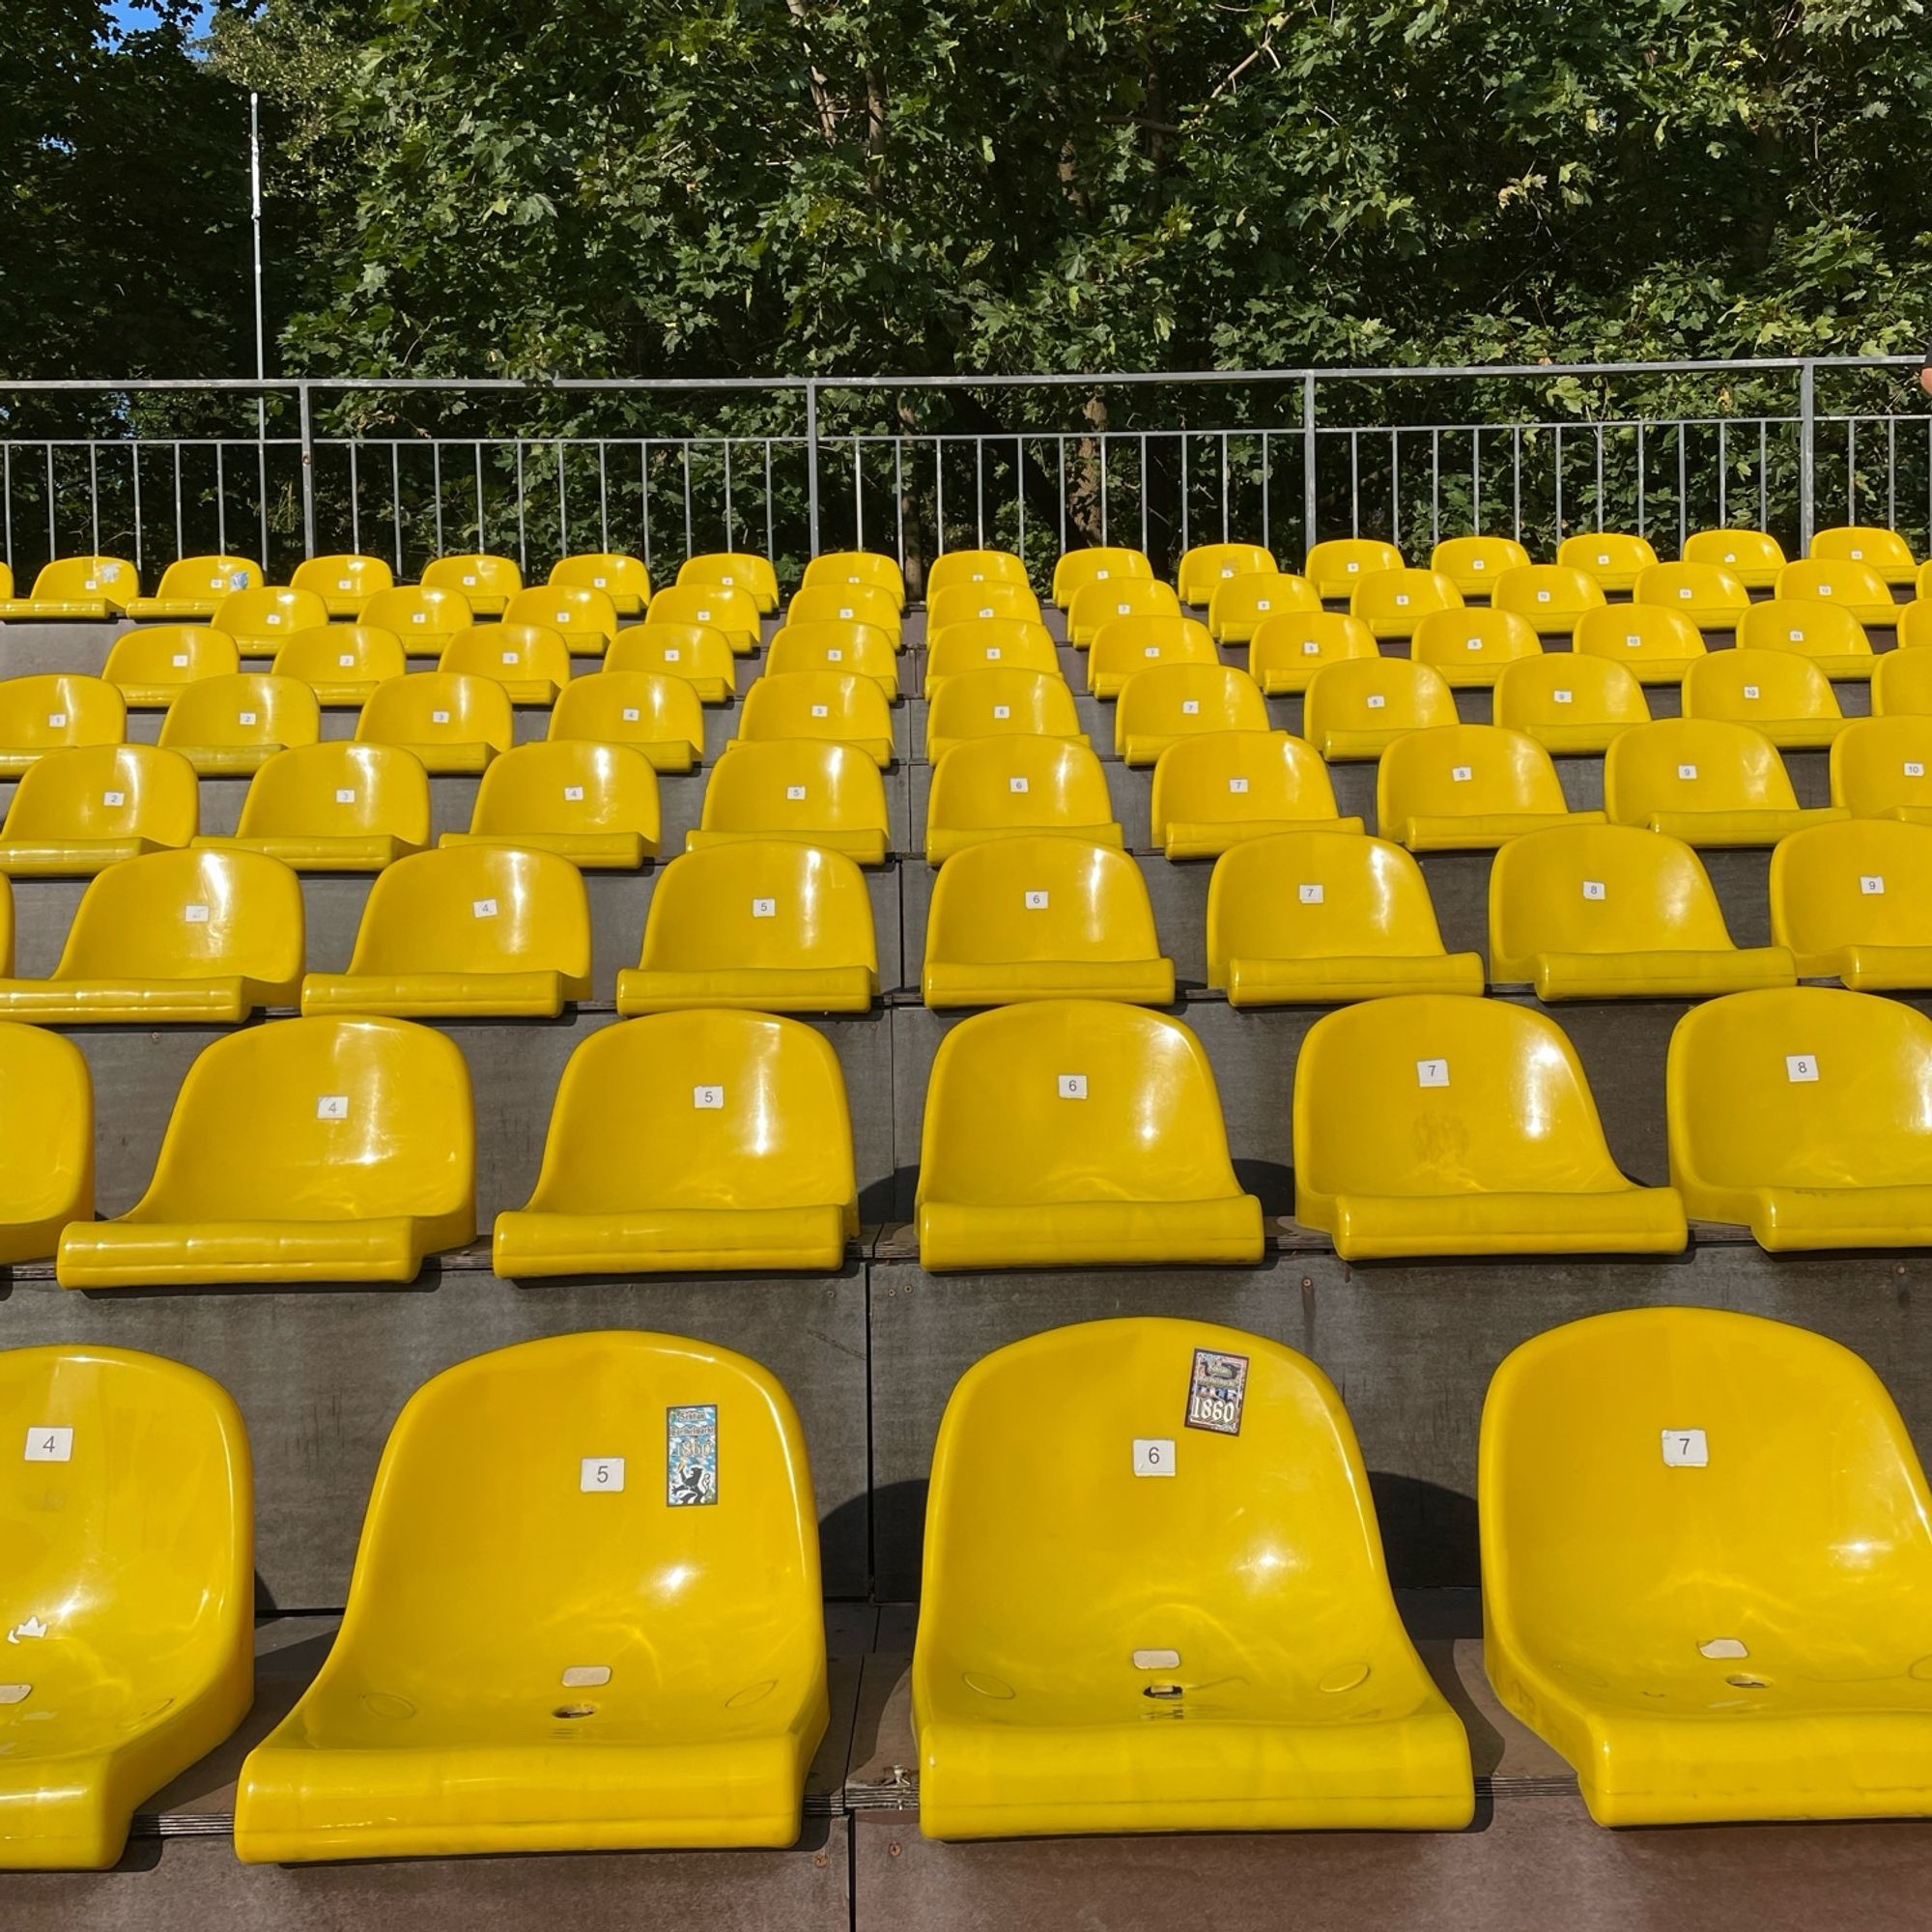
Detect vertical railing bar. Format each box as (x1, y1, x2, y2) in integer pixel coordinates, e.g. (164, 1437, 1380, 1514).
(1220, 428, 1230, 543)
(596, 439, 610, 554)
(639, 440, 653, 576)
(214, 440, 227, 555)
(431, 440, 444, 558)
(1101, 436, 1111, 549)
(130, 442, 142, 575)
(1759, 419, 1769, 531)
(1014, 434, 1025, 559)
(1261, 430, 1271, 555)
(1718, 419, 1727, 528)
(934, 438, 945, 557)
(1594, 424, 1605, 531)
(394, 441, 406, 574)
(1846, 416, 1856, 526)
(1888, 415, 1897, 533)
(173, 441, 185, 562)
(44, 442, 55, 559)
(1512, 426, 1521, 543)
(891, 437, 902, 568)
(1391, 429, 1400, 545)
(511, 440, 524, 574)
(1055, 437, 1065, 562)
(2, 443, 11, 572)
(475, 440, 487, 553)
(682, 440, 694, 561)
(1471, 426, 1481, 534)
(1173, 433, 1181, 556)
(851, 437, 862, 553)
(88, 441, 99, 554)
(975, 435, 985, 548)
(258, 408, 270, 569)
(1799, 362, 1817, 553)
(1554, 424, 1564, 538)
(1636, 421, 1646, 538)
(1139, 432, 1150, 560)
(1300, 375, 1318, 554)
(1676, 423, 1688, 554)
(1431, 425, 1441, 547)
(1349, 429, 1359, 537)
(770, 439, 780, 569)
(724, 436, 736, 552)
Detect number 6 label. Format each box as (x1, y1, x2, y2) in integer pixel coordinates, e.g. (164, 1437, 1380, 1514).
(1132, 1438, 1175, 1477)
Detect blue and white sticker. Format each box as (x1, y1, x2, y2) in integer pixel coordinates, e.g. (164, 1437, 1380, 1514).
(1185, 1348, 1248, 1435)
(668, 1404, 719, 1506)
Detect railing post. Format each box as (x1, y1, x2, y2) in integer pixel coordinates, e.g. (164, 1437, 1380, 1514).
(1798, 359, 1816, 554)
(805, 379, 821, 558)
(1301, 373, 1318, 551)
(298, 380, 316, 559)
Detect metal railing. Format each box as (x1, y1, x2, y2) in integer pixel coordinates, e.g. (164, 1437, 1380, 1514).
(1, 357, 1926, 591)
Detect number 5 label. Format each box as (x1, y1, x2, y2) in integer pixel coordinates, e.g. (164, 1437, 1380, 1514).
(580, 1456, 626, 1492)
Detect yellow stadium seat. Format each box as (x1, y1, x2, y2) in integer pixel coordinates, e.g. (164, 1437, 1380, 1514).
(1667, 986, 1932, 1248)
(0, 1024, 91, 1261)
(0, 1345, 251, 1868)
(421, 553, 523, 618)
(1177, 541, 1275, 607)
(549, 552, 651, 617)
(1248, 610, 1378, 696)
(617, 841, 877, 1015)
(1430, 534, 1531, 597)
(1150, 730, 1364, 860)
(439, 621, 572, 704)
(1378, 724, 1592, 852)
(605, 621, 735, 701)
(103, 625, 240, 708)
(678, 551, 779, 613)
(1681, 647, 1845, 751)
(1920, 559, 1932, 605)
(0, 745, 198, 877)
(803, 550, 905, 609)
(212, 585, 330, 656)
(1302, 657, 1458, 761)
(1492, 652, 1649, 756)
(1302, 538, 1403, 601)
(1410, 606, 1542, 689)
(731, 669, 895, 767)
(56, 1016, 473, 1288)
(1812, 524, 1918, 586)
(1770, 818, 1932, 987)
(917, 1001, 1264, 1269)
(1052, 546, 1153, 609)
(125, 554, 263, 621)
(353, 584, 473, 653)
(1207, 831, 1482, 1005)
(1774, 558, 1897, 628)
(1350, 566, 1463, 641)
(914, 1317, 1474, 1839)
(1489, 823, 1794, 999)
(1605, 718, 1843, 847)
(1830, 714, 1932, 821)
(355, 670, 515, 776)
(686, 739, 886, 866)
(1492, 562, 1606, 635)
(502, 584, 619, 658)
(923, 618, 1062, 696)
(495, 1017, 856, 1276)
(0, 555, 137, 620)
(1634, 560, 1751, 632)
(1735, 597, 1875, 678)
(1557, 530, 1659, 594)
(1114, 662, 1268, 765)
(1207, 570, 1320, 644)
(925, 737, 1122, 865)
(0, 673, 127, 778)
(1294, 995, 1686, 1258)
(764, 619, 899, 698)
(1066, 577, 1178, 648)
(0, 561, 13, 600)
(1904, 600, 1932, 652)
(923, 837, 1174, 1008)
(925, 668, 1084, 766)
(931, 580, 1043, 635)
(443, 741, 661, 869)
(1087, 615, 1218, 698)
(157, 671, 321, 776)
(1684, 526, 1786, 591)
(300, 846, 590, 1019)
(1574, 603, 1707, 685)
(232, 1329, 828, 1859)
(0, 848, 303, 1024)
(1874, 644, 1932, 715)
(270, 624, 408, 705)
(783, 582, 899, 644)
(195, 742, 430, 872)
(291, 554, 392, 618)
(548, 670, 705, 773)
(1482, 1305, 1932, 1825)
(929, 549, 1028, 598)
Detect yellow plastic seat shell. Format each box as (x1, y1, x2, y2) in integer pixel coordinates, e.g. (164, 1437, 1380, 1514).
(0, 673, 128, 778)
(1634, 560, 1751, 632)
(1293, 994, 1686, 1259)
(291, 554, 393, 618)
(157, 672, 321, 776)
(1684, 526, 1787, 591)
(0, 744, 200, 878)
(1811, 523, 1918, 586)
(0, 555, 138, 620)
(549, 552, 652, 617)
(443, 741, 662, 869)
(1480, 1305, 1932, 1826)
(124, 554, 263, 620)
(678, 551, 780, 613)
(1735, 597, 1876, 680)
(803, 551, 904, 610)
(1066, 577, 1179, 648)
(1492, 652, 1651, 757)
(927, 550, 1028, 599)
(1667, 987, 1932, 1249)
(211, 585, 330, 656)
(605, 622, 735, 702)
(439, 622, 572, 706)
(1208, 831, 1482, 1006)
(1378, 724, 1597, 853)
(1773, 558, 1897, 629)
(355, 671, 516, 776)
(1248, 610, 1379, 696)
(1680, 648, 1845, 752)
(1349, 566, 1463, 640)
(1605, 718, 1847, 848)
(931, 581, 1043, 636)
(1557, 529, 1660, 594)
(731, 669, 895, 767)
(502, 585, 620, 658)
(783, 583, 900, 645)
(917, 1001, 1264, 1270)
(1573, 603, 1708, 685)
(272, 624, 409, 704)
(548, 670, 705, 772)
(915, 1317, 1474, 1838)
(687, 740, 888, 867)
(924, 668, 1085, 765)
(1769, 817, 1932, 987)
(1051, 546, 1153, 608)
(1488, 823, 1795, 1000)
(616, 841, 877, 1016)
(924, 737, 1122, 866)
(1177, 541, 1275, 606)
(1410, 606, 1543, 690)
(0, 1345, 252, 1868)
(1150, 730, 1363, 859)
(495, 1016, 857, 1275)
(764, 620, 900, 699)
(1430, 534, 1531, 597)
(1206, 570, 1320, 644)
(421, 553, 524, 618)
(301, 846, 591, 1019)
(358, 584, 476, 652)
(923, 837, 1174, 1008)
(1492, 563, 1606, 635)
(195, 742, 431, 873)
(1830, 714, 1932, 822)
(103, 625, 241, 707)
(1087, 615, 1219, 698)
(1115, 662, 1269, 765)
(0, 1025, 93, 1261)
(233, 1330, 828, 1859)
(1302, 538, 1404, 602)
(56, 1015, 473, 1288)
(1302, 657, 1458, 761)
(923, 619, 1062, 697)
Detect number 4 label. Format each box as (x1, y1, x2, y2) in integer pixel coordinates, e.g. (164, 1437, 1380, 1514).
(1662, 1429, 1708, 1466)
(24, 1428, 72, 1463)
(1132, 1438, 1175, 1477)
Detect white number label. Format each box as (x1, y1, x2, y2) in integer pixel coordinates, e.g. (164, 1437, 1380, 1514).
(1679, 587, 1693, 600)
(1451, 764, 1474, 782)
(621, 706, 640, 722)
(1227, 776, 1249, 794)
(338, 653, 356, 667)
(1537, 588, 1552, 603)
(1394, 592, 1410, 608)
(1057, 1073, 1088, 1099)
(992, 704, 1011, 720)
(581, 1457, 625, 1492)
(564, 784, 585, 801)
(664, 648, 681, 662)
(1742, 685, 1760, 700)
(1861, 875, 1886, 895)
(1256, 598, 1271, 611)
(1300, 639, 1320, 655)
(1024, 890, 1049, 909)
(693, 1085, 725, 1109)
(1009, 776, 1030, 793)
(1786, 1054, 1819, 1083)
(171, 653, 189, 667)
(1181, 699, 1201, 716)
(239, 710, 259, 725)
(984, 647, 1002, 661)
(1553, 688, 1573, 704)
(46, 712, 67, 727)
(316, 1094, 349, 1120)
(102, 790, 126, 807)
(1907, 762, 1926, 779)
(1132, 1438, 1175, 1478)
(184, 902, 211, 923)
(1416, 1058, 1450, 1087)
(696, 609, 712, 621)
(1143, 645, 1160, 659)
(412, 611, 427, 624)
(1662, 1429, 1708, 1467)
(1297, 883, 1324, 904)
(752, 897, 777, 919)
(1367, 694, 1386, 710)
(432, 709, 452, 724)
(827, 648, 843, 662)
(500, 651, 519, 666)
(471, 898, 498, 919)
(1677, 764, 1698, 781)
(1582, 879, 1606, 900)
(23, 1428, 71, 1463)
(334, 788, 357, 804)
(785, 784, 807, 800)
(1464, 637, 1483, 651)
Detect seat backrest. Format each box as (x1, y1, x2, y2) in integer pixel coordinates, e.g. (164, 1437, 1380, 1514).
(1684, 528, 1786, 576)
(925, 669, 1081, 759)
(1492, 651, 1649, 734)
(1873, 644, 1932, 716)
(1178, 541, 1275, 605)
(926, 550, 1027, 598)
(0, 1023, 91, 1229)
(924, 618, 1061, 688)
(1634, 560, 1749, 618)
(468, 741, 662, 841)
(0, 672, 126, 751)
(439, 622, 572, 691)
(1492, 563, 1605, 625)
(1349, 566, 1462, 625)
(2, 744, 198, 847)
(1377, 724, 1568, 830)
(1574, 603, 1706, 669)
(104, 625, 240, 692)
(1089, 614, 1218, 688)
(1775, 557, 1892, 612)
(151, 555, 263, 602)
(212, 586, 329, 651)
(1249, 609, 1378, 681)
(548, 552, 652, 605)
(925, 836, 1161, 967)
(1605, 718, 1799, 821)
(357, 584, 474, 647)
(764, 620, 897, 687)
(1770, 817, 1932, 959)
(1681, 647, 1841, 724)
(158, 672, 320, 753)
(547, 670, 703, 753)
(233, 741, 431, 844)
(696, 740, 887, 840)
(783, 582, 898, 637)
(291, 554, 392, 602)
(736, 669, 894, 749)
(1829, 715, 1932, 816)
(1303, 656, 1457, 746)
(1149, 729, 1344, 841)
(56, 847, 304, 989)
(1410, 606, 1541, 675)
(639, 840, 876, 978)
(1115, 662, 1267, 752)
(918, 1001, 1242, 1206)
(926, 736, 1116, 838)
(355, 672, 515, 755)
(1736, 596, 1871, 662)
(1430, 534, 1530, 592)
(1811, 525, 1916, 573)
(1065, 577, 1178, 640)
(1051, 546, 1153, 606)
(678, 551, 779, 610)
(803, 551, 905, 605)
(272, 624, 409, 689)
(1207, 571, 1321, 635)
(1302, 537, 1403, 599)
(344, 845, 589, 980)
(930, 581, 1043, 632)
(420, 553, 524, 602)
(502, 583, 620, 648)
(28, 556, 138, 603)
(1556, 530, 1659, 585)
(604, 621, 735, 694)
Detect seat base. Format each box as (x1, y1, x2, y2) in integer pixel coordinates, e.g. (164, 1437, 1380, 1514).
(1713, 718, 1846, 751)
(492, 1203, 851, 1275)
(726, 735, 888, 769)
(167, 744, 292, 778)
(0, 838, 169, 877)
(1643, 807, 1848, 848)
(1515, 722, 1642, 756)
(55, 1215, 466, 1288)
(614, 966, 877, 1015)
(1516, 946, 1797, 1001)
(1393, 810, 1605, 853)
(684, 828, 886, 867)
(193, 834, 421, 871)
(1224, 952, 1486, 1006)
(0, 975, 282, 1023)
(918, 1195, 1265, 1271)
(1798, 943, 1932, 990)
(368, 742, 499, 776)
(1307, 1187, 1688, 1260)
(922, 959, 1176, 1008)
(1747, 1183, 1932, 1251)
(1162, 816, 1365, 860)
(441, 831, 656, 869)
(923, 825, 1122, 866)
(0, 601, 121, 621)
(124, 599, 224, 620)
(303, 681, 385, 705)
(113, 685, 194, 709)
(299, 969, 579, 1018)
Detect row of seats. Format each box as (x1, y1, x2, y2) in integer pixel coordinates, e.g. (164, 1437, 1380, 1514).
(8, 1304, 1931, 1863)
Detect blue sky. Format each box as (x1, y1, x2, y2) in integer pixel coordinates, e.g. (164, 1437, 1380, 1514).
(107, 2, 213, 31)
